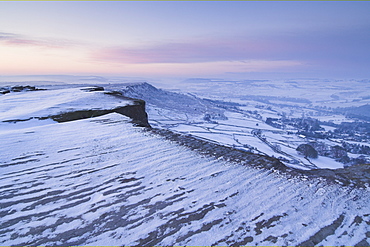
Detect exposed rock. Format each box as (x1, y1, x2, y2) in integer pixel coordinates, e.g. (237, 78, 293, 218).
(0, 85, 46, 94)
(2, 84, 369, 188)
(298, 214, 345, 246)
(0, 85, 150, 128)
(80, 86, 105, 92)
(50, 109, 114, 123)
(0, 89, 10, 94)
(104, 91, 123, 96)
(104, 93, 150, 128)
(114, 100, 150, 127)
(150, 128, 293, 172)
(149, 128, 370, 188)
(50, 99, 150, 128)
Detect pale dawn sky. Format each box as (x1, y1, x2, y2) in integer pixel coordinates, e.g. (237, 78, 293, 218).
(1, 1, 369, 79)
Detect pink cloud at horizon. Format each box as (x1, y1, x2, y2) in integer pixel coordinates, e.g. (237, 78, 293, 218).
(93, 36, 277, 64)
(0, 1, 369, 78)
(0, 32, 80, 49)
(0, 32, 306, 77)
(0, 23, 369, 78)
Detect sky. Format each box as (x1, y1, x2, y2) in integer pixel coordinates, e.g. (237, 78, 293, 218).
(0, 1, 370, 79)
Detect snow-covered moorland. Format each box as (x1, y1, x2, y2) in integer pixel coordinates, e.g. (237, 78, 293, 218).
(0, 81, 370, 245)
(108, 79, 370, 170)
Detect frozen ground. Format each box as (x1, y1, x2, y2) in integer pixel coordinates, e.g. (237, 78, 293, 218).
(1, 112, 369, 246)
(0, 79, 369, 245)
(0, 86, 133, 123)
(161, 78, 370, 109)
(105, 80, 370, 170)
(2, 78, 369, 170)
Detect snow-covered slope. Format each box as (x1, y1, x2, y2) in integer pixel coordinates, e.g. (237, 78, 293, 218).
(110, 82, 227, 121)
(0, 86, 133, 123)
(112, 81, 370, 170)
(0, 86, 150, 129)
(0, 88, 369, 246)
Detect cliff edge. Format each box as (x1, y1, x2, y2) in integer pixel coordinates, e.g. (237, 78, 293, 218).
(0, 85, 151, 128)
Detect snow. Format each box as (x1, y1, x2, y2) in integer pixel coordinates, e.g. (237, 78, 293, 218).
(0, 118, 56, 132)
(345, 140, 370, 147)
(0, 111, 367, 246)
(133, 79, 370, 170)
(314, 115, 354, 124)
(0, 80, 369, 245)
(310, 156, 344, 169)
(158, 109, 345, 170)
(321, 125, 337, 131)
(0, 87, 133, 122)
(170, 124, 211, 133)
(218, 111, 279, 131)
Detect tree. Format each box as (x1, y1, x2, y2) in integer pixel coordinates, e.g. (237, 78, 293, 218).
(330, 145, 347, 159)
(296, 144, 318, 159)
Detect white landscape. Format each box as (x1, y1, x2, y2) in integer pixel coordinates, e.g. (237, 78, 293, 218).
(1, 0, 370, 245)
(0, 77, 370, 246)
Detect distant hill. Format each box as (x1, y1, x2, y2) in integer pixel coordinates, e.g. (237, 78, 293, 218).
(113, 82, 227, 119)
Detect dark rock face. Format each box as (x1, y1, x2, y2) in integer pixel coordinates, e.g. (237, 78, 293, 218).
(50, 100, 150, 128)
(1, 85, 151, 127)
(104, 92, 151, 128)
(50, 90, 150, 128)
(80, 86, 105, 92)
(0, 85, 45, 94)
(114, 100, 150, 127)
(51, 109, 113, 123)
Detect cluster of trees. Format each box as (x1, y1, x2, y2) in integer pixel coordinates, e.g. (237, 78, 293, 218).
(266, 117, 325, 133)
(284, 117, 323, 132)
(334, 122, 370, 136)
(296, 142, 369, 166)
(266, 115, 370, 143)
(341, 142, 370, 155)
(296, 144, 318, 158)
(265, 118, 283, 129)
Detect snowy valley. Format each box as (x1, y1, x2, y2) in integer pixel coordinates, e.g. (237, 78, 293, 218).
(108, 79, 370, 171)
(0, 77, 370, 246)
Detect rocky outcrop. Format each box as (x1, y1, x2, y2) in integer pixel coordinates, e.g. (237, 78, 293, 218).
(50, 98, 150, 128)
(150, 128, 295, 172)
(302, 163, 370, 187)
(2, 113, 369, 246)
(114, 99, 150, 127)
(48, 87, 150, 128)
(104, 91, 150, 128)
(150, 128, 370, 188)
(0, 85, 46, 94)
(5, 84, 368, 188)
